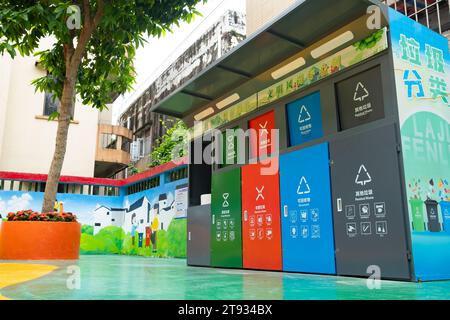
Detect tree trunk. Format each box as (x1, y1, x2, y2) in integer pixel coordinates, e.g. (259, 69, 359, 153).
(41, 79, 76, 213)
(41, 1, 104, 213)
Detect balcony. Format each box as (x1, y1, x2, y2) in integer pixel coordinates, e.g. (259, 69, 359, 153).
(95, 124, 133, 178)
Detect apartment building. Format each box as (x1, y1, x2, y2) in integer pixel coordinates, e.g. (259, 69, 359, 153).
(116, 10, 246, 173)
(0, 38, 132, 179)
(247, 0, 450, 38)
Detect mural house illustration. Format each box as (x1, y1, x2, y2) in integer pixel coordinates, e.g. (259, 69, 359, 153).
(93, 193, 178, 235)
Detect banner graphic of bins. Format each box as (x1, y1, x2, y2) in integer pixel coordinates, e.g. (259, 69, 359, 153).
(409, 199, 426, 232)
(286, 91, 324, 147)
(330, 125, 411, 280)
(241, 160, 282, 271)
(211, 168, 243, 268)
(249, 111, 276, 159)
(425, 199, 442, 232)
(279, 143, 336, 274)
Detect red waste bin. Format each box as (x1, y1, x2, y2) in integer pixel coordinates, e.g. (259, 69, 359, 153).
(241, 159, 282, 271)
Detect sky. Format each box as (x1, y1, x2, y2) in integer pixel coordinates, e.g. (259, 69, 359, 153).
(111, 0, 246, 124)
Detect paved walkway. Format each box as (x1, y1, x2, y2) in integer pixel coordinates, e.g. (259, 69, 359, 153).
(1, 255, 449, 300)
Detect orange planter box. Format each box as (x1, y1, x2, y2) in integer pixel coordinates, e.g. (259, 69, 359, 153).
(0, 221, 81, 260)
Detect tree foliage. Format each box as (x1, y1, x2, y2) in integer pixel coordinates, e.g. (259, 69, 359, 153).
(0, 0, 204, 212)
(148, 120, 188, 168)
(0, 0, 204, 111)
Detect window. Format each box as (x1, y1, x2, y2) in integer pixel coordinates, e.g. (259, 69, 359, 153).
(43, 92, 59, 116)
(102, 134, 118, 150)
(126, 175, 160, 195)
(168, 167, 188, 182)
(43, 92, 75, 118)
(121, 137, 131, 153)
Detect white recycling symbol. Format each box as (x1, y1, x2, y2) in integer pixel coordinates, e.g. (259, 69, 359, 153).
(222, 193, 230, 208)
(298, 105, 311, 124)
(355, 165, 372, 186)
(297, 176, 311, 195)
(353, 82, 370, 102)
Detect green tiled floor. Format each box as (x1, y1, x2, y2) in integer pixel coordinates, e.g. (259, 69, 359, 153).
(1, 255, 450, 300)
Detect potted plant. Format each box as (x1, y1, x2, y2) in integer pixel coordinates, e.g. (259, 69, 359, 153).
(0, 210, 81, 260)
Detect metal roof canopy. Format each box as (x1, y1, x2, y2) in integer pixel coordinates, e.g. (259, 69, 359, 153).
(150, 0, 384, 120)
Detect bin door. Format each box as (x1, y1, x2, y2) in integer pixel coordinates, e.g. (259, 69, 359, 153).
(211, 168, 243, 268)
(330, 125, 412, 280)
(280, 143, 336, 274)
(187, 205, 211, 267)
(242, 160, 282, 271)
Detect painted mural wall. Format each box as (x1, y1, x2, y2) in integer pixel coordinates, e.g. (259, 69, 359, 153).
(390, 9, 450, 280)
(0, 168, 189, 259)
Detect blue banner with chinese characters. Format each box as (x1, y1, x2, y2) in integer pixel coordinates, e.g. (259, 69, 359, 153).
(390, 8, 450, 281)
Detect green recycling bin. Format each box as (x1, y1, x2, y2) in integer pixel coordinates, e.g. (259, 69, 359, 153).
(211, 168, 243, 268)
(410, 199, 426, 232)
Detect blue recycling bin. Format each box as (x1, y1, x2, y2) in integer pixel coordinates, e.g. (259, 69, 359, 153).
(286, 91, 324, 147)
(279, 142, 336, 274)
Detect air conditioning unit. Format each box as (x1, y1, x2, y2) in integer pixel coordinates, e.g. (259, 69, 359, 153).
(130, 141, 141, 162)
(130, 138, 146, 162)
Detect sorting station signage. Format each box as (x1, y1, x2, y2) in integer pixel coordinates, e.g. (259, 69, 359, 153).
(241, 160, 282, 271)
(279, 143, 336, 274)
(286, 91, 324, 147)
(249, 111, 276, 159)
(221, 127, 238, 167)
(335, 66, 385, 130)
(330, 125, 411, 280)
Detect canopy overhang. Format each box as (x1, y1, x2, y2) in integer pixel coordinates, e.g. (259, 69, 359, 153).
(151, 0, 388, 124)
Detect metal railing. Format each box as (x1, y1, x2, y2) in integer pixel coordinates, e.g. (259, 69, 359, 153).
(382, 0, 450, 34)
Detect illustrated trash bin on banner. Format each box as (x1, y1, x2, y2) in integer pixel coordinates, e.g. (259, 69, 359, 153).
(440, 201, 450, 233)
(425, 199, 442, 232)
(409, 199, 426, 232)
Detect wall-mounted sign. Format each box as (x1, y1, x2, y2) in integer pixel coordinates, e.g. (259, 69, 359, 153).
(335, 66, 385, 130)
(221, 127, 238, 168)
(196, 29, 389, 139)
(286, 91, 323, 146)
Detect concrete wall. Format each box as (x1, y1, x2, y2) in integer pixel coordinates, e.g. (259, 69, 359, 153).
(0, 39, 99, 177)
(0, 56, 12, 159)
(246, 0, 296, 36)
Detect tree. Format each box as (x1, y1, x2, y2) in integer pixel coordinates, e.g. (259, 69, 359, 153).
(148, 120, 187, 168)
(0, 0, 203, 212)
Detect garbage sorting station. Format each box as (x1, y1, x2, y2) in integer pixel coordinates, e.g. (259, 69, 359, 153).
(151, 0, 450, 282)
